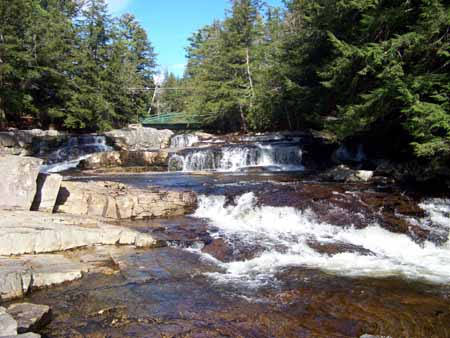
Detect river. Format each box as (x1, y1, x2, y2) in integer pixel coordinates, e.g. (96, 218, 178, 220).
(23, 134, 450, 337)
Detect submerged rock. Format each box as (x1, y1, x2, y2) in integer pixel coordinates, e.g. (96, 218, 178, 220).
(55, 181, 197, 219)
(6, 303, 51, 333)
(0, 155, 43, 211)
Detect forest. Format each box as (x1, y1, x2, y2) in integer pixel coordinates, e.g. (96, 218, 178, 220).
(1, 0, 450, 165)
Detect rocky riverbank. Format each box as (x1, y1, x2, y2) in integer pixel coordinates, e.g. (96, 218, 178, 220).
(0, 152, 198, 335)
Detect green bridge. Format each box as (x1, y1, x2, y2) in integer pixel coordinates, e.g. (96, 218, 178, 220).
(140, 112, 211, 130)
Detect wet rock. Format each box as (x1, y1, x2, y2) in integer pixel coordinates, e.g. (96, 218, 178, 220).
(105, 125, 173, 151)
(31, 173, 62, 213)
(322, 165, 373, 183)
(307, 241, 374, 256)
(55, 181, 197, 219)
(0, 210, 157, 256)
(202, 239, 234, 262)
(6, 303, 51, 333)
(0, 156, 42, 211)
(0, 307, 18, 336)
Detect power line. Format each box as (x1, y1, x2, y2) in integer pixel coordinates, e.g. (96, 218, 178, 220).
(127, 87, 194, 91)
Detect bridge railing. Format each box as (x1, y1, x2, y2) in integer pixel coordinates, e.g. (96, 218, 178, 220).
(140, 112, 215, 126)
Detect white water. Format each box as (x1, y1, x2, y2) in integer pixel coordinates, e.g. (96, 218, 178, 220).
(193, 193, 450, 286)
(170, 134, 200, 148)
(170, 143, 304, 172)
(41, 135, 112, 173)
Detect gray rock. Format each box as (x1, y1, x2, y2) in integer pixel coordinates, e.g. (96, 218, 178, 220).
(0, 246, 152, 301)
(105, 125, 173, 151)
(0, 254, 90, 301)
(6, 303, 51, 333)
(0, 156, 42, 211)
(31, 173, 62, 213)
(55, 181, 197, 219)
(0, 210, 157, 256)
(322, 165, 374, 183)
(0, 307, 18, 336)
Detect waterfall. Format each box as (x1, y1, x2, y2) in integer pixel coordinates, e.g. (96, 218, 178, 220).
(169, 143, 303, 172)
(41, 135, 112, 173)
(170, 134, 200, 148)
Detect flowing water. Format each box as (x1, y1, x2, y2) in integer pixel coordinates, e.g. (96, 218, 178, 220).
(169, 143, 304, 172)
(41, 135, 112, 173)
(19, 135, 450, 337)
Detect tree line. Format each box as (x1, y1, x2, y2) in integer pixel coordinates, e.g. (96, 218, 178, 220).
(0, 0, 156, 131)
(160, 0, 449, 164)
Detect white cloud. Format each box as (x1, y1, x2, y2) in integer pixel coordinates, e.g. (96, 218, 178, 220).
(106, 0, 132, 14)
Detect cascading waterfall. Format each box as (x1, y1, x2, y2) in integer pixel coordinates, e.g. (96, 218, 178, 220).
(41, 135, 112, 173)
(170, 143, 304, 172)
(193, 193, 450, 286)
(170, 134, 200, 148)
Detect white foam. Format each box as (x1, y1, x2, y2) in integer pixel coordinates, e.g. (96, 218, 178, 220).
(41, 154, 92, 173)
(193, 193, 450, 286)
(420, 198, 450, 229)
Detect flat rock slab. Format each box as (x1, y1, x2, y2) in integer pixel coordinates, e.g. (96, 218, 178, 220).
(55, 181, 197, 219)
(0, 246, 148, 302)
(0, 307, 18, 336)
(7, 303, 51, 334)
(0, 210, 157, 256)
(0, 254, 90, 301)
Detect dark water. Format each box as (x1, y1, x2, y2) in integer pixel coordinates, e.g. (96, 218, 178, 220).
(21, 172, 450, 337)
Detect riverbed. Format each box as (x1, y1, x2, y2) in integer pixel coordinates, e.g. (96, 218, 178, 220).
(21, 171, 450, 337)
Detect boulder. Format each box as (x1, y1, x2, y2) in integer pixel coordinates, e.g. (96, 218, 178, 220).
(6, 303, 51, 333)
(105, 125, 174, 151)
(55, 181, 197, 219)
(79, 150, 169, 170)
(0, 307, 18, 336)
(78, 151, 122, 169)
(0, 156, 42, 211)
(0, 210, 157, 256)
(31, 174, 62, 213)
(119, 150, 169, 169)
(322, 165, 374, 183)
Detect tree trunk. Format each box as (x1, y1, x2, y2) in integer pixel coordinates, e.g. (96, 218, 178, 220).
(239, 104, 248, 132)
(245, 47, 256, 104)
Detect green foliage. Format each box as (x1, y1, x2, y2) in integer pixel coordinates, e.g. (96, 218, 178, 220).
(0, 0, 156, 131)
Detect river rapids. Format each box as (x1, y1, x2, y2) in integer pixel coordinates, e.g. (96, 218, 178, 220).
(20, 133, 450, 337)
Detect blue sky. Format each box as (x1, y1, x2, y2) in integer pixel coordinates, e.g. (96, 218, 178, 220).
(106, 0, 284, 77)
